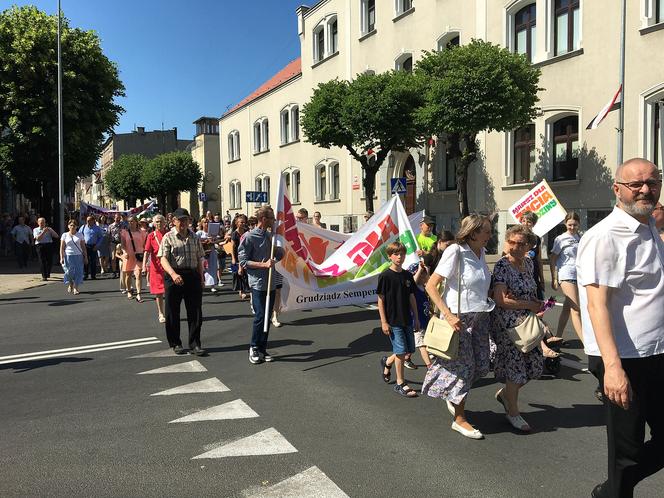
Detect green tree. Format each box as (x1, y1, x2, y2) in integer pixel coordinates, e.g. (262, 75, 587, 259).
(104, 154, 150, 206)
(142, 151, 202, 213)
(416, 39, 541, 216)
(301, 70, 426, 212)
(0, 6, 124, 220)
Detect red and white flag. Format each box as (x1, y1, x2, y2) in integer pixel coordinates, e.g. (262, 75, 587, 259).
(586, 85, 622, 129)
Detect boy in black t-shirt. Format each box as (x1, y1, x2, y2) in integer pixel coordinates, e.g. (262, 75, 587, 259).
(377, 241, 420, 397)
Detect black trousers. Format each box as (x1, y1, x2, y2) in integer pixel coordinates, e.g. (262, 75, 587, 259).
(15, 241, 29, 268)
(84, 245, 97, 278)
(589, 354, 664, 498)
(37, 243, 53, 279)
(164, 270, 203, 349)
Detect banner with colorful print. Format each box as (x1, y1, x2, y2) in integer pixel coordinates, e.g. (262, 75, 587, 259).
(79, 201, 157, 222)
(274, 176, 419, 311)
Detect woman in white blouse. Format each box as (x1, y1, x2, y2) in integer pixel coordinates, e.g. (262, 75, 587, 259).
(60, 219, 87, 295)
(549, 212, 583, 344)
(422, 214, 495, 440)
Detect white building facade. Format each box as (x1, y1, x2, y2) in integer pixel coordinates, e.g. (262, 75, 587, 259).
(219, 0, 664, 251)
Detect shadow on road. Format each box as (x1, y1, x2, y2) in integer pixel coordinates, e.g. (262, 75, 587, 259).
(1, 357, 92, 373)
(202, 314, 253, 322)
(205, 339, 314, 354)
(288, 309, 376, 326)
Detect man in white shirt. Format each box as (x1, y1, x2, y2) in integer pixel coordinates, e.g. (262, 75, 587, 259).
(577, 158, 664, 498)
(33, 217, 59, 280)
(10, 216, 33, 269)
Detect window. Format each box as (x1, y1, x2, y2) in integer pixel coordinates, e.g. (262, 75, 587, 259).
(280, 105, 299, 145)
(437, 32, 460, 52)
(330, 162, 340, 200)
(253, 118, 268, 153)
(647, 98, 664, 167)
(329, 18, 338, 54)
(229, 180, 241, 209)
(554, 0, 580, 56)
(514, 124, 536, 183)
(655, 102, 662, 167)
(315, 163, 327, 201)
(361, 0, 376, 34)
(284, 168, 301, 203)
(552, 116, 579, 181)
(395, 53, 413, 72)
(395, 0, 412, 16)
(314, 25, 325, 62)
(658, 0, 663, 23)
(514, 3, 536, 62)
(227, 130, 240, 161)
(255, 175, 270, 205)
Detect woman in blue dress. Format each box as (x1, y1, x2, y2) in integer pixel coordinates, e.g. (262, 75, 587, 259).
(60, 219, 87, 294)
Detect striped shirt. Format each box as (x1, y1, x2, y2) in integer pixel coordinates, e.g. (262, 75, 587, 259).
(157, 227, 205, 270)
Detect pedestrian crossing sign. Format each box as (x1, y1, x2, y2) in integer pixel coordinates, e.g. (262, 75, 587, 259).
(391, 177, 407, 195)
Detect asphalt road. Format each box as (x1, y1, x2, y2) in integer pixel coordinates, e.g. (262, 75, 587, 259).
(1, 273, 662, 497)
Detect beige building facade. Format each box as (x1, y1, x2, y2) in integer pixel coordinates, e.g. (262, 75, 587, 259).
(219, 0, 664, 250)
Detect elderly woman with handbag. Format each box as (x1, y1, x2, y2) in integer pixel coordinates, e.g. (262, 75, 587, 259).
(492, 224, 545, 433)
(422, 214, 495, 440)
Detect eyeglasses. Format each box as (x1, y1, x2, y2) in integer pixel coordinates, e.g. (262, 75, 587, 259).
(615, 180, 662, 191)
(507, 240, 528, 247)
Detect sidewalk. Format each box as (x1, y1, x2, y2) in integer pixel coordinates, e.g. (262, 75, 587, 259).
(0, 255, 62, 295)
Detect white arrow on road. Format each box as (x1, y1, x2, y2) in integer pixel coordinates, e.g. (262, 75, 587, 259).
(169, 399, 258, 423)
(137, 360, 207, 374)
(242, 466, 349, 498)
(192, 428, 297, 459)
(151, 377, 230, 396)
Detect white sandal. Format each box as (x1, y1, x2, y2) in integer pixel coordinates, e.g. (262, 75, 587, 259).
(451, 421, 484, 440)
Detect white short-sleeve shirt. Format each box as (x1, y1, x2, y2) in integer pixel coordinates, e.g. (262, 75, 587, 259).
(577, 207, 664, 358)
(434, 243, 495, 314)
(551, 232, 580, 281)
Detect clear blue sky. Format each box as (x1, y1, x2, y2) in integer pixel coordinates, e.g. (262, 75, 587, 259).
(7, 0, 305, 139)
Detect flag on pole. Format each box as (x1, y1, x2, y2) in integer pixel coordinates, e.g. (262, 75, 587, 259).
(586, 85, 622, 130)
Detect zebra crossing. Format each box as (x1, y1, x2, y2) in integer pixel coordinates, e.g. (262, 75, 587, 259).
(132, 349, 349, 497)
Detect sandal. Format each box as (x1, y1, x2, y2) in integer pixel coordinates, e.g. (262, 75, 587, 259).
(380, 356, 392, 383)
(506, 414, 531, 432)
(394, 382, 418, 398)
(495, 388, 508, 413)
(136, 294, 143, 303)
(542, 347, 561, 358)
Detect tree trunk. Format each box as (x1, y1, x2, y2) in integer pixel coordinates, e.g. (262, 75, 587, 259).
(456, 133, 477, 218)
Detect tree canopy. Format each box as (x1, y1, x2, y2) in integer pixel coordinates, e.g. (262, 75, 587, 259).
(141, 151, 202, 212)
(103, 154, 150, 204)
(301, 70, 427, 211)
(0, 6, 124, 211)
(416, 39, 541, 215)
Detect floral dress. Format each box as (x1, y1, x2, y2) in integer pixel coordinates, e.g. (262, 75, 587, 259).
(491, 256, 543, 384)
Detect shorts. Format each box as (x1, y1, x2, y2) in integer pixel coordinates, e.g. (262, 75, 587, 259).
(413, 329, 426, 348)
(560, 279, 577, 284)
(389, 325, 415, 355)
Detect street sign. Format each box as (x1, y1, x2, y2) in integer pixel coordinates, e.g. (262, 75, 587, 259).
(198, 192, 207, 202)
(391, 177, 407, 195)
(245, 191, 268, 203)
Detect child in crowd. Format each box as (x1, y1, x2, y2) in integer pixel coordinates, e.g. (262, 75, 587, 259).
(377, 241, 420, 398)
(114, 243, 127, 294)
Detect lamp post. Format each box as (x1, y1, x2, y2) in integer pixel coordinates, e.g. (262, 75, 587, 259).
(57, 0, 65, 232)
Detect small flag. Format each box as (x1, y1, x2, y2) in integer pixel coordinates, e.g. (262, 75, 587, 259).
(587, 85, 622, 130)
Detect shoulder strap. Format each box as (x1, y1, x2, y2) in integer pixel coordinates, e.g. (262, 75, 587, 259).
(127, 229, 137, 252)
(456, 245, 462, 318)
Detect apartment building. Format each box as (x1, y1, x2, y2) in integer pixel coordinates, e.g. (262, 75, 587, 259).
(219, 0, 664, 249)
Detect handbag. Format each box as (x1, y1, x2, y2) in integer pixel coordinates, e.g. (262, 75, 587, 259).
(423, 246, 462, 360)
(128, 230, 144, 262)
(507, 312, 546, 353)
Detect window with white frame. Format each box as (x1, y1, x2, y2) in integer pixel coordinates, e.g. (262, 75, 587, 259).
(227, 130, 240, 161)
(554, 0, 580, 56)
(280, 104, 300, 145)
(330, 162, 340, 200)
(514, 3, 536, 62)
(513, 124, 536, 184)
(314, 24, 325, 62)
(645, 94, 664, 168)
(395, 0, 412, 16)
(437, 32, 460, 51)
(229, 180, 241, 209)
(313, 15, 339, 63)
(329, 16, 338, 54)
(284, 168, 301, 203)
(255, 175, 270, 205)
(395, 53, 413, 72)
(360, 0, 376, 34)
(552, 115, 579, 181)
(315, 163, 327, 201)
(253, 118, 269, 153)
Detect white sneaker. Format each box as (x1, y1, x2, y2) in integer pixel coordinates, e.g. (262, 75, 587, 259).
(158, 314, 166, 323)
(271, 314, 282, 328)
(451, 421, 484, 439)
(210, 288, 217, 294)
(249, 347, 261, 364)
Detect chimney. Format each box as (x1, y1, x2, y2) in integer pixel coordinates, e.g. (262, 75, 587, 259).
(296, 5, 310, 37)
(173, 126, 177, 138)
(137, 126, 145, 134)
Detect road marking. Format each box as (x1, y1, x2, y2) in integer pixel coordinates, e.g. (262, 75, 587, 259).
(130, 349, 179, 359)
(169, 399, 258, 423)
(192, 428, 297, 459)
(151, 378, 230, 396)
(242, 466, 349, 498)
(0, 338, 162, 365)
(137, 360, 207, 374)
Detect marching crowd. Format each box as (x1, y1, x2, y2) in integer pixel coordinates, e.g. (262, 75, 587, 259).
(3, 157, 664, 497)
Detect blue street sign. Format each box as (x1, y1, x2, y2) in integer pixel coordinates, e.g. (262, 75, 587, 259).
(245, 191, 268, 203)
(391, 177, 407, 195)
(198, 192, 208, 202)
